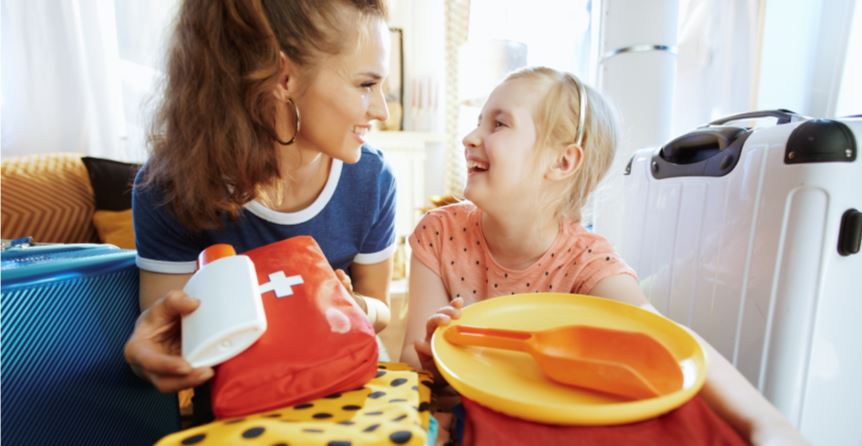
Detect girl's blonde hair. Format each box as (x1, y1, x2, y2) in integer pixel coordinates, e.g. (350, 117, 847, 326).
(504, 67, 619, 219)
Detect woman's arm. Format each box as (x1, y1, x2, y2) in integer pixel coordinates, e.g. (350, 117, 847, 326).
(126, 270, 213, 392)
(140, 270, 192, 310)
(590, 274, 807, 445)
(351, 258, 393, 332)
(400, 256, 450, 369)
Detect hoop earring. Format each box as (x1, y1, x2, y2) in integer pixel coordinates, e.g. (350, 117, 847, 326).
(275, 97, 301, 145)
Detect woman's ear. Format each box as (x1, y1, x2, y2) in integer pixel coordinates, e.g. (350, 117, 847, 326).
(546, 143, 583, 180)
(274, 52, 299, 101)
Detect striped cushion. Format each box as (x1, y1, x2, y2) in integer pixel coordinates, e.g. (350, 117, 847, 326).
(1, 153, 99, 243)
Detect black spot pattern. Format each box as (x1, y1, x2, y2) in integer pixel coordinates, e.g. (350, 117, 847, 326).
(390, 431, 413, 444)
(180, 434, 206, 445)
(241, 427, 265, 438)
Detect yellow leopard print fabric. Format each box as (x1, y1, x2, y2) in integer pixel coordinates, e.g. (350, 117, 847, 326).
(157, 363, 432, 446)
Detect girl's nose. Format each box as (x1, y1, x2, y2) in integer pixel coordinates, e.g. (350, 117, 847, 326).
(463, 128, 480, 148)
(369, 87, 389, 122)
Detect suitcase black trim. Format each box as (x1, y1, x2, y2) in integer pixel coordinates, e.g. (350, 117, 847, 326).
(785, 119, 857, 164)
(651, 127, 751, 179)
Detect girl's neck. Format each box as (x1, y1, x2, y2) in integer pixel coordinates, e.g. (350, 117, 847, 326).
(480, 208, 561, 271)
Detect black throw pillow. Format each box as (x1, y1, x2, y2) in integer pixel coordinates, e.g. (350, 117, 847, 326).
(81, 156, 142, 211)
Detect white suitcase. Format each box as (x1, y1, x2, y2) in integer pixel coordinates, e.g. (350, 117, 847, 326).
(619, 110, 862, 445)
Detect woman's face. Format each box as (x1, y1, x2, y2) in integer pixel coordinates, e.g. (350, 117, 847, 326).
(294, 19, 390, 163)
(462, 78, 546, 210)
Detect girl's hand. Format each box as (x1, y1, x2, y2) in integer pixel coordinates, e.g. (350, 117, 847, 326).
(123, 290, 213, 393)
(414, 297, 464, 383)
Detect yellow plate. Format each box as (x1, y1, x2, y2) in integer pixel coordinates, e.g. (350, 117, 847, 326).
(431, 293, 707, 425)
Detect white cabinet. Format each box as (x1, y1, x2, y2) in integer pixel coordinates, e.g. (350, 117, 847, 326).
(365, 131, 444, 240)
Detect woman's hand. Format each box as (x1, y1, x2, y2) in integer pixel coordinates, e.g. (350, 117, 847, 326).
(414, 297, 464, 383)
(123, 290, 213, 393)
(335, 268, 391, 332)
(335, 269, 367, 312)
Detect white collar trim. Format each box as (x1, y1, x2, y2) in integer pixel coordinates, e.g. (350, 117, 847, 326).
(244, 159, 343, 224)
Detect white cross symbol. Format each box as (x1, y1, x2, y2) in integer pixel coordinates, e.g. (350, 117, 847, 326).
(258, 271, 304, 298)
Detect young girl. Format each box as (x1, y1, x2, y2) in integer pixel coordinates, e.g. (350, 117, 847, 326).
(400, 67, 807, 444)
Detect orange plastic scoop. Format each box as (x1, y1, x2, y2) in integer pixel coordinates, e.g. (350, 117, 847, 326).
(444, 324, 683, 400)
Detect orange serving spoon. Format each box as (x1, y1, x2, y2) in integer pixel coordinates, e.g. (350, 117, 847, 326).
(444, 324, 683, 400)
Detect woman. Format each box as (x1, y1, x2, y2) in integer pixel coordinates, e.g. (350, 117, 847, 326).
(124, 0, 395, 398)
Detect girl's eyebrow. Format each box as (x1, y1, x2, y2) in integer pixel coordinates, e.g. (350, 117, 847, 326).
(477, 109, 514, 123)
(356, 72, 384, 80)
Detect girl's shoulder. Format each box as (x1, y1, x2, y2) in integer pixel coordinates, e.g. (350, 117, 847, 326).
(421, 200, 477, 222)
(413, 200, 477, 236)
(559, 219, 617, 253)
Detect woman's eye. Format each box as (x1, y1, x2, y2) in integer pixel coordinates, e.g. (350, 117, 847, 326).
(494, 120, 506, 128)
(360, 82, 377, 89)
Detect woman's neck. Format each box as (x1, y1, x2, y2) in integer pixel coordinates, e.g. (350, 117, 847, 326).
(480, 207, 560, 271)
(261, 145, 331, 212)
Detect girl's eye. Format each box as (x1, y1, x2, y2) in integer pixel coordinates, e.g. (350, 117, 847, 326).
(494, 120, 506, 128)
(360, 82, 377, 90)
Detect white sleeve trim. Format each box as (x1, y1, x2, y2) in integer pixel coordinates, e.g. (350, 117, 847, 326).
(353, 243, 396, 264)
(136, 256, 198, 274)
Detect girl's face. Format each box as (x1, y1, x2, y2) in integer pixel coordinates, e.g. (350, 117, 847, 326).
(294, 19, 390, 163)
(462, 78, 547, 210)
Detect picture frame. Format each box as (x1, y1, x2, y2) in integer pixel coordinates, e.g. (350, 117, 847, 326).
(381, 27, 404, 131)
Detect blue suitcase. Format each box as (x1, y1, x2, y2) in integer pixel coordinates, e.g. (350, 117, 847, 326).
(1, 242, 180, 445)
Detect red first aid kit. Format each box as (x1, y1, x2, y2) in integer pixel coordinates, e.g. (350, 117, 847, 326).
(209, 236, 378, 418)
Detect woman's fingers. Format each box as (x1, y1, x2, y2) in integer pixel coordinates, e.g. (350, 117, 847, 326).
(138, 290, 199, 328)
(125, 339, 191, 374)
(335, 269, 354, 293)
(148, 367, 214, 394)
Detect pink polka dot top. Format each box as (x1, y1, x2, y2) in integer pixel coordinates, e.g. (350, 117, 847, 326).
(409, 201, 636, 305)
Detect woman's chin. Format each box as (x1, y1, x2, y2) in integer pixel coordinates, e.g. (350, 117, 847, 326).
(334, 144, 363, 164)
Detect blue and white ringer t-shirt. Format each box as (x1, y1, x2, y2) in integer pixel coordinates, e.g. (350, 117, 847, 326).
(133, 145, 397, 274)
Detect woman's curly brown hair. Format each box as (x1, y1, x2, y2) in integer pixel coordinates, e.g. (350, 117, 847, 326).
(142, 0, 387, 231)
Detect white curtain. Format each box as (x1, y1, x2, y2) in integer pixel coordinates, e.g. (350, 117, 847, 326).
(671, 0, 761, 135)
(2, 0, 125, 159)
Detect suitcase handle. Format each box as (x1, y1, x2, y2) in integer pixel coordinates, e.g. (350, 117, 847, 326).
(660, 127, 745, 165)
(705, 109, 805, 127)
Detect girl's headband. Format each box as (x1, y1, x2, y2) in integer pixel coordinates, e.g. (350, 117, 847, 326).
(573, 76, 588, 147)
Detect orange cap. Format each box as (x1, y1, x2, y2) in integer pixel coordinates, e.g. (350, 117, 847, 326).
(197, 244, 236, 269)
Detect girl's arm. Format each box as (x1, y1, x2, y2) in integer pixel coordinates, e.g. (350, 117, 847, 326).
(590, 274, 808, 445)
(400, 256, 450, 369)
(350, 258, 393, 332)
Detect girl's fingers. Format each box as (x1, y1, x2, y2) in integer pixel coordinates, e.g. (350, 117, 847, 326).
(436, 305, 460, 319)
(414, 339, 432, 357)
(425, 313, 451, 338)
(451, 297, 464, 308)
